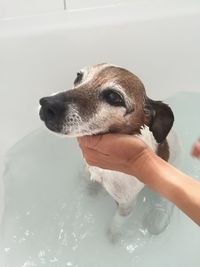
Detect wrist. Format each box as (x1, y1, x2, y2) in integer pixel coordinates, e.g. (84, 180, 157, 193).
(128, 145, 157, 181)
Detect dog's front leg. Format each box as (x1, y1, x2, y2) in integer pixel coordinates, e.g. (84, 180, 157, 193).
(108, 201, 134, 243)
(111, 202, 133, 231)
(100, 172, 144, 242)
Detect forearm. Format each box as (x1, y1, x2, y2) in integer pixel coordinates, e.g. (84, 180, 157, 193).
(132, 150, 200, 226)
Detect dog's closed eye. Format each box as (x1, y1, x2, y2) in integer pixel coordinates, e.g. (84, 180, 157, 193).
(101, 89, 126, 107)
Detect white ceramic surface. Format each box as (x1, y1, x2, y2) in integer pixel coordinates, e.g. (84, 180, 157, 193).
(0, 2, 200, 266)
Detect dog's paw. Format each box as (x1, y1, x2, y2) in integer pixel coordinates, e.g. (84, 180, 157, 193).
(86, 181, 102, 197)
(143, 207, 171, 235)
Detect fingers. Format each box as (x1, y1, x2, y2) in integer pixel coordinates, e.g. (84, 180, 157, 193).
(76, 134, 148, 173)
(78, 133, 131, 151)
(77, 135, 104, 151)
(191, 142, 200, 158)
(80, 146, 109, 168)
(77, 134, 119, 171)
(77, 135, 109, 166)
(80, 146, 97, 166)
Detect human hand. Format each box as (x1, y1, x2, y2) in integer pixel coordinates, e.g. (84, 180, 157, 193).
(191, 139, 200, 159)
(77, 134, 150, 178)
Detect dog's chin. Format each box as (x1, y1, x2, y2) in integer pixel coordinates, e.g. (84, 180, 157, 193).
(60, 125, 108, 137)
(42, 124, 69, 138)
(44, 121, 109, 137)
(45, 126, 86, 137)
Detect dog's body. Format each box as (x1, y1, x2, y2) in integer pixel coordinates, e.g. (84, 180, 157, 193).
(88, 127, 157, 212)
(39, 63, 176, 237)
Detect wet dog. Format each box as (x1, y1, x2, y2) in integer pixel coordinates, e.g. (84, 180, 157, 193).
(39, 63, 175, 238)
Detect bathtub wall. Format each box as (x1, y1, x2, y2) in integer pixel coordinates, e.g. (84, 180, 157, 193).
(0, 1, 200, 155)
(0, 1, 200, 223)
(1, 0, 195, 19)
(0, 0, 63, 19)
(0, 0, 132, 19)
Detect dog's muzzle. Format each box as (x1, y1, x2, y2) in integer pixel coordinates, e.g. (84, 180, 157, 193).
(39, 96, 66, 132)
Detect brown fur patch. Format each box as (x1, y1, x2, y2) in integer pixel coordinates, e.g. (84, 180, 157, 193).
(96, 66, 148, 134)
(71, 65, 149, 135)
(157, 140, 170, 161)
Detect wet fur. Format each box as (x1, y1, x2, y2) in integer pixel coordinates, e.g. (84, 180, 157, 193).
(39, 63, 175, 238)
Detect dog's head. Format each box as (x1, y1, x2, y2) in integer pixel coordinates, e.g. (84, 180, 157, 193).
(39, 63, 174, 143)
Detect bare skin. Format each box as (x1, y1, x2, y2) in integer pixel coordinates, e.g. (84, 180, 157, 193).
(191, 139, 200, 159)
(78, 134, 200, 227)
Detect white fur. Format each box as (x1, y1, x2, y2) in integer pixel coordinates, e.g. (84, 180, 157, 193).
(61, 104, 83, 136)
(166, 130, 182, 166)
(74, 63, 111, 88)
(62, 102, 126, 137)
(51, 91, 60, 96)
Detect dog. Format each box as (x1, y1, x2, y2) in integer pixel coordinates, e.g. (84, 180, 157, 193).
(39, 63, 175, 238)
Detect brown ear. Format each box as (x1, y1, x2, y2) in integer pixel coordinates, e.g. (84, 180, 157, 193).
(145, 98, 174, 143)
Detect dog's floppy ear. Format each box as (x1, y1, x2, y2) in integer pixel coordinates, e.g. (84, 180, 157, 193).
(145, 98, 174, 143)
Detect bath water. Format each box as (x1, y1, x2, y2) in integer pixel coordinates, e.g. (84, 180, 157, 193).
(0, 92, 200, 267)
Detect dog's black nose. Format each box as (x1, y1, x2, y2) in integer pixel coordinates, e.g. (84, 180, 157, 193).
(39, 96, 65, 131)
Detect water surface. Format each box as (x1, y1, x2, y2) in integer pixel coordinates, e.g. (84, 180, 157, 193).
(0, 92, 200, 267)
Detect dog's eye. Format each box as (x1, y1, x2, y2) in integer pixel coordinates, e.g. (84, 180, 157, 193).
(102, 89, 125, 107)
(74, 72, 83, 85)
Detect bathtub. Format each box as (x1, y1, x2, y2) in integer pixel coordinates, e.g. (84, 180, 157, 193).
(0, 1, 200, 266)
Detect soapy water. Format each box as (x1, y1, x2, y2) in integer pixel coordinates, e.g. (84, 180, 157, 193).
(0, 92, 200, 267)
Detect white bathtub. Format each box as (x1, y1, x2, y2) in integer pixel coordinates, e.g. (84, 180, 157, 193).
(0, 1, 200, 266)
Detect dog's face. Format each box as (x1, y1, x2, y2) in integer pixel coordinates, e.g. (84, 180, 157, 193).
(39, 63, 174, 143)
